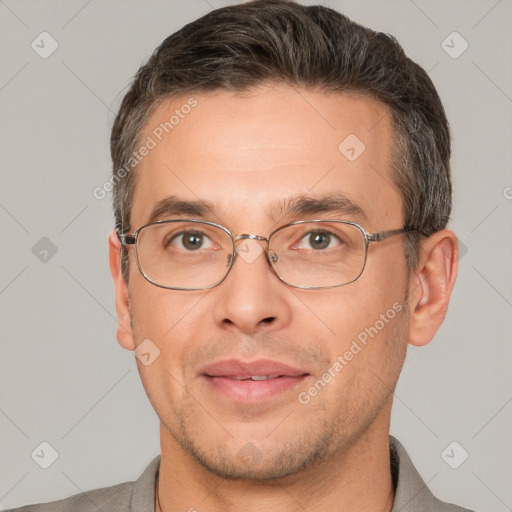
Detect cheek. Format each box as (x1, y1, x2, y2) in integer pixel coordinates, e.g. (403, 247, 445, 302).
(128, 282, 217, 386)
(128, 276, 201, 338)
(295, 254, 409, 388)
(128, 287, 205, 424)
(303, 278, 406, 343)
(329, 298, 408, 391)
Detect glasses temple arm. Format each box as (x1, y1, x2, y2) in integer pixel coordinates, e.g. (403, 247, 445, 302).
(117, 231, 136, 246)
(367, 227, 428, 243)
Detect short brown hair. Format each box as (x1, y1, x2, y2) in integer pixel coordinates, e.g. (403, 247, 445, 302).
(110, 0, 451, 283)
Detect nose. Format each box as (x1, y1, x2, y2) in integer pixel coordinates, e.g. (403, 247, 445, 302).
(212, 238, 292, 335)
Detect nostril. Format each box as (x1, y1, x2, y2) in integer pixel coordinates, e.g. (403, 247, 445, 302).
(262, 317, 275, 324)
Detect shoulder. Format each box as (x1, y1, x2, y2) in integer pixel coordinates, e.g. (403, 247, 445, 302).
(5, 455, 160, 512)
(390, 436, 479, 512)
(4, 481, 133, 512)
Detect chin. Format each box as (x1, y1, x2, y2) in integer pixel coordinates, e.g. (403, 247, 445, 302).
(191, 444, 328, 482)
(173, 418, 335, 482)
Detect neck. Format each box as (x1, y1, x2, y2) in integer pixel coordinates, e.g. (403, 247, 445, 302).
(156, 415, 395, 512)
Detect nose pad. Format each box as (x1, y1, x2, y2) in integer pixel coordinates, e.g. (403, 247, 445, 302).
(226, 246, 278, 268)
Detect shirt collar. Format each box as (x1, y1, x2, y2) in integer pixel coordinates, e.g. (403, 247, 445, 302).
(130, 455, 160, 511)
(389, 435, 445, 511)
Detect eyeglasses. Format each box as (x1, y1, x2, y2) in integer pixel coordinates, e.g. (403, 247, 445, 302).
(117, 219, 416, 291)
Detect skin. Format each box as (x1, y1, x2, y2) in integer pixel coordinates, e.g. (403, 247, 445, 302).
(109, 86, 458, 512)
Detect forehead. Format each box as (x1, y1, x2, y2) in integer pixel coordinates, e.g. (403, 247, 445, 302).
(130, 86, 402, 231)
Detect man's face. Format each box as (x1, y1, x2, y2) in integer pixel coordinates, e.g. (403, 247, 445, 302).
(121, 87, 410, 479)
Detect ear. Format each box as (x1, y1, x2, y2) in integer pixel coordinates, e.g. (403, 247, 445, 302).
(108, 230, 136, 351)
(407, 229, 458, 347)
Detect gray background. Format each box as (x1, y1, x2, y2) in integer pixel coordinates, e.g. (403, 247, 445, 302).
(1, 0, 511, 510)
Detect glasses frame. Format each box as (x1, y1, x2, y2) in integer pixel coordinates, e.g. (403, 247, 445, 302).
(117, 219, 417, 291)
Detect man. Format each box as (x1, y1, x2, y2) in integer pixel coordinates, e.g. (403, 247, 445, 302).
(9, 0, 478, 511)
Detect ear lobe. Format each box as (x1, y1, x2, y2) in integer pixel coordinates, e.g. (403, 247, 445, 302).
(108, 230, 136, 351)
(408, 230, 458, 347)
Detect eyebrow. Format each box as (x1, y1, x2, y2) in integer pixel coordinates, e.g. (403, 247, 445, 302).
(146, 196, 216, 225)
(145, 193, 367, 226)
(267, 194, 367, 222)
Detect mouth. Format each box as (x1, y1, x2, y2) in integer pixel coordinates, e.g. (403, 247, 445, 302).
(199, 359, 310, 403)
(218, 374, 291, 381)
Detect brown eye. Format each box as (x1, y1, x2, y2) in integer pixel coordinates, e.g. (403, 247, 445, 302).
(169, 231, 213, 251)
(309, 231, 331, 250)
(296, 230, 341, 250)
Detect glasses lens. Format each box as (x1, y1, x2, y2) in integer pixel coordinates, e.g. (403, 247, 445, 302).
(136, 221, 233, 289)
(269, 221, 366, 288)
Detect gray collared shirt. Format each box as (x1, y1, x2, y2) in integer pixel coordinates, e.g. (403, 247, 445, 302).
(7, 436, 477, 511)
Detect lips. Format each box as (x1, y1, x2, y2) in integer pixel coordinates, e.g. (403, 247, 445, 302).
(226, 375, 281, 381)
(200, 359, 308, 379)
(199, 359, 310, 403)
